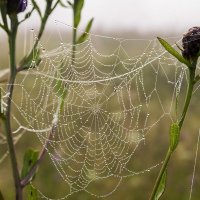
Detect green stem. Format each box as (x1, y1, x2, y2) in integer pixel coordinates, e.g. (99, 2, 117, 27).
(32, 13, 49, 52)
(18, 3, 52, 72)
(0, 1, 8, 32)
(150, 149, 171, 199)
(150, 66, 196, 200)
(5, 15, 23, 200)
(28, 6, 50, 60)
(178, 68, 195, 128)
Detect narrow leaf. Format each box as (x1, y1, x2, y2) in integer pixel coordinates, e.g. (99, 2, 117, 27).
(21, 149, 39, 179)
(76, 18, 94, 44)
(27, 184, 38, 200)
(169, 123, 180, 152)
(74, 0, 84, 28)
(157, 37, 190, 66)
(154, 170, 167, 200)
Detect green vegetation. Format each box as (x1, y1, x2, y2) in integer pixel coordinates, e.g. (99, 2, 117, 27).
(0, 1, 200, 200)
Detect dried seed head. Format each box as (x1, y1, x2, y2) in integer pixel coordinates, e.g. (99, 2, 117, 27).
(182, 27, 200, 60)
(7, 0, 27, 15)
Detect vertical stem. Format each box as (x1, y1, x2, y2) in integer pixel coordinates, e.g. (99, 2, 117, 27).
(4, 15, 23, 200)
(29, 6, 50, 57)
(150, 66, 196, 200)
(178, 68, 195, 128)
(0, 1, 8, 31)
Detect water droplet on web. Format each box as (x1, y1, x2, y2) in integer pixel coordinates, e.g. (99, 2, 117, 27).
(168, 81, 174, 84)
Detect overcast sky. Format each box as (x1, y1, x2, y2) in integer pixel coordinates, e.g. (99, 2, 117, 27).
(34, 0, 200, 34)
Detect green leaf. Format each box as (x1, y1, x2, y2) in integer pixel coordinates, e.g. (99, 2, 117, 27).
(74, 0, 84, 28)
(154, 170, 167, 200)
(27, 184, 38, 200)
(20, 49, 41, 71)
(157, 37, 191, 67)
(21, 149, 39, 179)
(76, 18, 94, 44)
(169, 123, 180, 152)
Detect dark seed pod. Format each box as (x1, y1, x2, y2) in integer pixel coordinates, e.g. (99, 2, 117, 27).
(182, 27, 200, 60)
(7, 0, 27, 15)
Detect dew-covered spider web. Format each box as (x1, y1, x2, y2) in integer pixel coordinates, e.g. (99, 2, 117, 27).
(1, 21, 200, 199)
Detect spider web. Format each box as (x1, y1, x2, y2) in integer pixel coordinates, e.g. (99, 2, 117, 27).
(1, 21, 200, 199)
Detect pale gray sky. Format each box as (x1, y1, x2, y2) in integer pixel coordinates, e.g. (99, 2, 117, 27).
(34, 0, 200, 33)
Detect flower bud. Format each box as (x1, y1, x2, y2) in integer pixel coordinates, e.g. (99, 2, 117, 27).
(7, 0, 27, 15)
(182, 27, 200, 60)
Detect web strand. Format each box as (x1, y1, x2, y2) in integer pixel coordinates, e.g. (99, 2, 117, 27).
(1, 22, 200, 199)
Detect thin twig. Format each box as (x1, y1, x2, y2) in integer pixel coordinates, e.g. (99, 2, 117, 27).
(18, 8, 35, 24)
(4, 15, 23, 200)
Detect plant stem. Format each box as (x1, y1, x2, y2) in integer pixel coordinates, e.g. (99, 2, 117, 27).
(21, 125, 56, 187)
(29, 0, 59, 55)
(5, 15, 23, 200)
(150, 66, 196, 200)
(178, 67, 195, 128)
(26, 6, 50, 64)
(150, 149, 171, 199)
(32, 12, 49, 52)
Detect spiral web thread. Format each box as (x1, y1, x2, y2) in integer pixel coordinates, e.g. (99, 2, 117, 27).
(1, 21, 200, 199)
